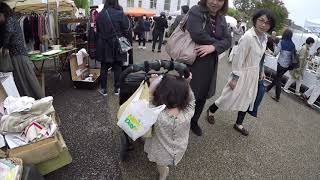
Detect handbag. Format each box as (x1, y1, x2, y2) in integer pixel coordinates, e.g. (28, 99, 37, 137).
(288, 49, 299, 70)
(0, 48, 13, 72)
(165, 13, 200, 65)
(166, 11, 207, 65)
(105, 9, 132, 54)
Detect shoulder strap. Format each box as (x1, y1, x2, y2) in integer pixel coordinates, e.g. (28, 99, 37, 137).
(181, 7, 206, 31)
(105, 9, 119, 37)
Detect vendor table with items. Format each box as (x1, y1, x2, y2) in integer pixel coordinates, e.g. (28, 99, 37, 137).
(29, 48, 77, 94)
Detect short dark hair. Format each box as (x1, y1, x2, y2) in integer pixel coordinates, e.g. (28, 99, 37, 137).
(0, 2, 12, 19)
(281, 29, 293, 40)
(306, 37, 315, 45)
(198, 0, 229, 15)
(181, 5, 189, 14)
(252, 9, 276, 33)
(104, 0, 122, 10)
(153, 75, 191, 110)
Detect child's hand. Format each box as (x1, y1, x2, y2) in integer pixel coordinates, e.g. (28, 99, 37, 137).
(185, 73, 192, 83)
(149, 74, 159, 84)
(149, 74, 162, 93)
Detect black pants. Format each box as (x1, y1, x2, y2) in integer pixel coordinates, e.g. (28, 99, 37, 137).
(209, 103, 247, 125)
(266, 63, 288, 99)
(191, 99, 206, 126)
(100, 61, 122, 90)
(138, 32, 146, 46)
(152, 30, 164, 51)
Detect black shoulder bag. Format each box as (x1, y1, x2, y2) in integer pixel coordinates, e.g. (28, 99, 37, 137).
(288, 49, 299, 70)
(105, 9, 132, 54)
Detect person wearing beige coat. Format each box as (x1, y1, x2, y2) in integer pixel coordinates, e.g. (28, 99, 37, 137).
(205, 9, 276, 136)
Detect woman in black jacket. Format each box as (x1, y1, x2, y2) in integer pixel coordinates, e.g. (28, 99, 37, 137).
(187, 0, 231, 136)
(96, 0, 129, 96)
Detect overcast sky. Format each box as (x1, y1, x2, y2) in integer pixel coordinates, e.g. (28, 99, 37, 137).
(229, 0, 320, 26)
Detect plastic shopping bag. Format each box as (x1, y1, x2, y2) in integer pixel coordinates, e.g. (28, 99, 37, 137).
(117, 81, 166, 141)
(117, 81, 150, 119)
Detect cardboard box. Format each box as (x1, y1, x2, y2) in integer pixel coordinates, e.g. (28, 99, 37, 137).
(69, 54, 100, 89)
(36, 149, 72, 175)
(7, 130, 66, 164)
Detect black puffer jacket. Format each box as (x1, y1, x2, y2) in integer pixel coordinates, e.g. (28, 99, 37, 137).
(153, 16, 168, 32)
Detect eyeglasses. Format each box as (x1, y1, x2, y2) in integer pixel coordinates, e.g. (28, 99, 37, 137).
(257, 18, 271, 26)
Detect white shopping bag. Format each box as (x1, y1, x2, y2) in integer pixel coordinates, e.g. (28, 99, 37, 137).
(117, 82, 166, 141)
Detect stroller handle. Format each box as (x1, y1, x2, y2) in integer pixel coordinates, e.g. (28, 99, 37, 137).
(120, 60, 190, 82)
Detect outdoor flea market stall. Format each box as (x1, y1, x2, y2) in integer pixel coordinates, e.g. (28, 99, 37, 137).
(0, 0, 101, 178)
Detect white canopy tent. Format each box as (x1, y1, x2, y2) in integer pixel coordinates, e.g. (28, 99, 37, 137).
(305, 18, 320, 34)
(5, 0, 76, 13)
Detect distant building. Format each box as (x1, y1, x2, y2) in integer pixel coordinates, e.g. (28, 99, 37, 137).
(92, 0, 199, 16)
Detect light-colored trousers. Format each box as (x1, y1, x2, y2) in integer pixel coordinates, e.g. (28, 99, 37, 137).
(304, 84, 320, 105)
(284, 76, 302, 93)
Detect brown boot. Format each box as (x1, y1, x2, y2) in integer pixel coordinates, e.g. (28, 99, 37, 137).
(207, 109, 215, 124)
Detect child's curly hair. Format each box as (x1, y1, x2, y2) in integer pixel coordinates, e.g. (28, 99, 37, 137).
(152, 74, 191, 110)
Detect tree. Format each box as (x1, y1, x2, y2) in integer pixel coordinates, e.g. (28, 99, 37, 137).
(74, 0, 89, 10)
(233, 0, 256, 13)
(233, 0, 289, 32)
(227, 8, 240, 19)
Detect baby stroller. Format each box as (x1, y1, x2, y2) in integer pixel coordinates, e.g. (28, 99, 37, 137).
(118, 60, 190, 161)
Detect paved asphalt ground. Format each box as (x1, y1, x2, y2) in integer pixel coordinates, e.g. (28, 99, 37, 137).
(45, 42, 320, 180)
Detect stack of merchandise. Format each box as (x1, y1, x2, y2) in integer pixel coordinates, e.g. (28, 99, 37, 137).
(0, 96, 58, 150)
(0, 158, 23, 180)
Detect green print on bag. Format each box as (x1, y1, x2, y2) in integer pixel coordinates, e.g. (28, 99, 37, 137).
(125, 114, 141, 130)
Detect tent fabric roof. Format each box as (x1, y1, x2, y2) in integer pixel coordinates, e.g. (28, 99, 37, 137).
(5, 0, 76, 13)
(125, 8, 156, 17)
(305, 18, 320, 33)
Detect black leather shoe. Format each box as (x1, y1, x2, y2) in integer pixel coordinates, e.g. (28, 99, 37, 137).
(233, 124, 249, 136)
(271, 96, 279, 102)
(191, 124, 203, 136)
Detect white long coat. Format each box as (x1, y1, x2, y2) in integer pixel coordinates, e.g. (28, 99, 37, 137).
(215, 27, 267, 112)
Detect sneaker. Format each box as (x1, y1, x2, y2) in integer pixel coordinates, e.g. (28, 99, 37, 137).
(295, 92, 301, 96)
(142, 46, 147, 49)
(190, 123, 202, 136)
(152, 49, 155, 52)
(98, 89, 108, 96)
(157, 50, 161, 53)
(114, 88, 120, 96)
(283, 88, 291, 94)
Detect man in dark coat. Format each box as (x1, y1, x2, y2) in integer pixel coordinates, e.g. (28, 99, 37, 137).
(96, 2, 129, 96)
(152, 12, 168, 52)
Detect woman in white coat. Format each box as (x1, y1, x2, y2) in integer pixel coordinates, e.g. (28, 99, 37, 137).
(205, 9, 276, 136)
